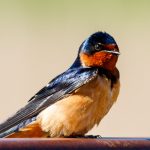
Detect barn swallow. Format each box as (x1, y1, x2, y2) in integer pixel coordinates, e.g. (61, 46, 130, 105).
(0, 31, 120, 138)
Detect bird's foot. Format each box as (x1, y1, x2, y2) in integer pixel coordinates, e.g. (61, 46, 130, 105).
(84, 135, 102, 139)
(67, 135, 102, 139)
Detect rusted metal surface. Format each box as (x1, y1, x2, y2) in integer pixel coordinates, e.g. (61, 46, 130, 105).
(0, 138, 150, 150)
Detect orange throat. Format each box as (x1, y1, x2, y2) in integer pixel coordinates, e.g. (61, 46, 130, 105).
(80, 52, 118, 71)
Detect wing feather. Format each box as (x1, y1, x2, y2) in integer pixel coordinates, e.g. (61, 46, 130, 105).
(0, 67, 98, 137)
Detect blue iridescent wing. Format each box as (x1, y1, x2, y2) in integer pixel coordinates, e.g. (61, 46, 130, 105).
(0, 67, 98, 137)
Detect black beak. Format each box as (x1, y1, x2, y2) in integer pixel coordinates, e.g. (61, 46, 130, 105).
(102, 50, 120, 55)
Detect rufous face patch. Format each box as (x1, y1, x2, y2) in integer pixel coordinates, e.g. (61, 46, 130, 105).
(80, 51, 118, 70)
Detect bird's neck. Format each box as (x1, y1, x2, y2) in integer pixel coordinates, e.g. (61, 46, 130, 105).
(70, 56, 82, 69)
(98, 67, 119, 88)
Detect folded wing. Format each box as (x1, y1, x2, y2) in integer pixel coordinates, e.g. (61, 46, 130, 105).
(0, 67, 98, 137)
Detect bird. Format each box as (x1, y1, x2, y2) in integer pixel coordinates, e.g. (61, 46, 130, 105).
(0, 31, 120, 138)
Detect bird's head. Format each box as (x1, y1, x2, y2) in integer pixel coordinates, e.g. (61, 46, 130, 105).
(79, 32, 120, 71)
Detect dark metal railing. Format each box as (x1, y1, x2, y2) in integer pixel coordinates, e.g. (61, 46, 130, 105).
(0, 138, 150, 150)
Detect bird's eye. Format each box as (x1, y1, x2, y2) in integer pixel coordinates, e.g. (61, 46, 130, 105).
(95, 43, 103, 51)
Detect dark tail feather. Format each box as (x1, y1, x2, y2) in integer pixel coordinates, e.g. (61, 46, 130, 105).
(0, 117, 36, 138)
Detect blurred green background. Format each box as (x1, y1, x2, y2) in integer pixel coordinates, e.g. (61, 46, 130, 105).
(0, 0, 150, 137)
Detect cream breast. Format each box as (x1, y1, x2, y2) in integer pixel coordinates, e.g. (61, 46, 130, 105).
(37, 75, 120, 137)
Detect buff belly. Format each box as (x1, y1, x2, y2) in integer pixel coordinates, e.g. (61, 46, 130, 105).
(37, 75, 120, 137)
